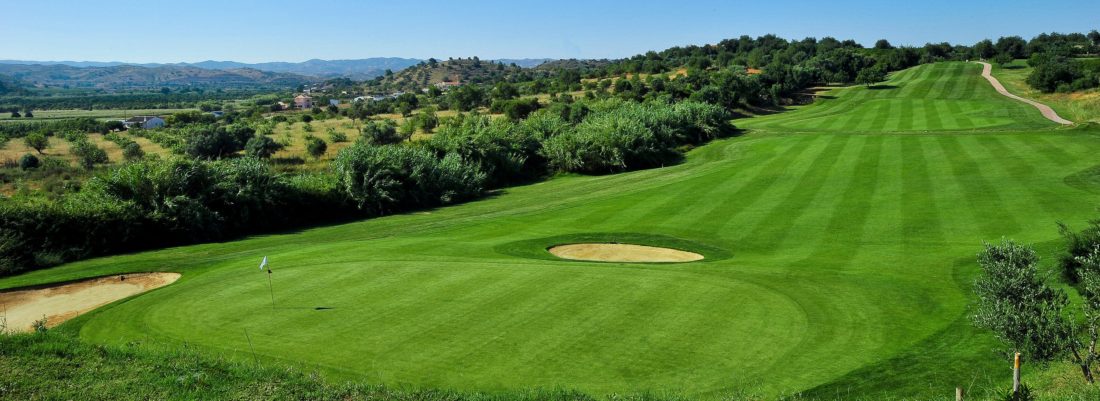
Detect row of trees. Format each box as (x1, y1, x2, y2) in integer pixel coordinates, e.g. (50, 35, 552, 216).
(0, 97, 734, 275)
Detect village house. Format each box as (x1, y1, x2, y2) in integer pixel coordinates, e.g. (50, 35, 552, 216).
(294, 94, 313, 109)
(122, 116, 166, 129)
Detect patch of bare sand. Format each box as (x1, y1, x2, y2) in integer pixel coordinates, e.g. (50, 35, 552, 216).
(548, 243, 704, 263)
(0, 272, 180, 333)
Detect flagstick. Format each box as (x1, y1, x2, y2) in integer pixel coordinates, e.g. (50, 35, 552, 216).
(244, 328, 259, 366)
(266, 268, 275, 309)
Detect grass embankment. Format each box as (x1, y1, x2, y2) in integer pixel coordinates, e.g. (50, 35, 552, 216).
(3, 62, 1100, 399)
(990, 59, 1100, 124)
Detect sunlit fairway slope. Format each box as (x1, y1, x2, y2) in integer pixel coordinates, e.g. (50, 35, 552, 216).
(4, 62, 1100, 399)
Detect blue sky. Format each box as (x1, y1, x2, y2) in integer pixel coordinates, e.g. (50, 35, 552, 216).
(2, 0, 1097, 63)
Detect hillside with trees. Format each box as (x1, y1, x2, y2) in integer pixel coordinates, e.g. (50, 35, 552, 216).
(0, 64, 312, 90)
(366, 58, 537, 92)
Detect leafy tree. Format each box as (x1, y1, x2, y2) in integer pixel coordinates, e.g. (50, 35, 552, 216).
(974, 39, 997, 59)
(1060, 221, 1100, 282)
(361, 120, 406, 145)
(993, 53, 1015, 67)
(70, 140, 108, 169)
(491, 82, 519, 101)
(185, 125, 254, 159)
(19, 153, 39, 170)
(448, 85, 487, 111)
(301, 114, 313, 123)
(996, 36, 1029, 59)
(305, 136, 327, 159)
(121, 141, 145, 161)
(22, 108, 33, 118)
(416, 108, 439, 133)
(24, 132, 49, 154)
(9, 110, 19, 118)
(973, 240, 1071, 361)
(855, 66, 887, 87)
(873, 39, 894, 50)
(244, 135, 283, 159)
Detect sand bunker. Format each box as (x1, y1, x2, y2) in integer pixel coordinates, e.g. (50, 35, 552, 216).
(0, 272, 180, 333)
(548, 243, 704, 263)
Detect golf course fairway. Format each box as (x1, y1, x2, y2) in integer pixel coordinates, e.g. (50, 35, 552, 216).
(4, 62, 1099, 398)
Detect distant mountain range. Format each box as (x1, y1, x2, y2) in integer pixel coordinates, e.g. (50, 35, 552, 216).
(0, 64, 312, 90)
(0, 58, 555, 80)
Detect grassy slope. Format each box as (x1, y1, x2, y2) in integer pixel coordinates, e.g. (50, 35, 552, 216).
(3, 62, 1100, 399)
(990, 59, 1100, 124)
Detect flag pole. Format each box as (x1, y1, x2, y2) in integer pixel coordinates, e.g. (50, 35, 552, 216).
(266, 268, 275, 309)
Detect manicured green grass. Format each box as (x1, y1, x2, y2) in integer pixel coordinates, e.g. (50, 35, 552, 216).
(741, 62, 1055, 132)
(4, 62, 1100, 399)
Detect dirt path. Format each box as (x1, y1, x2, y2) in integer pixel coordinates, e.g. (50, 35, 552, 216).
(0, 273, 180, 333)
(548, 243, 704, 263)
(975, 61, 1074, 125)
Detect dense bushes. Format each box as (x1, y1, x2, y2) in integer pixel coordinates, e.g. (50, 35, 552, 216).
(1027, 54, 1100, 93)
(0, 157, 355, 276)
(0, 99, 732, 276)
(333, 143, 485, 214)
(1060, 220, 1100, 282)
(542, 100, 734, 174)
(426, 115, 549, 187)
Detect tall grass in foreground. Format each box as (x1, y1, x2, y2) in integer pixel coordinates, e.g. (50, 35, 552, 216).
(1, 330, 1097, 401)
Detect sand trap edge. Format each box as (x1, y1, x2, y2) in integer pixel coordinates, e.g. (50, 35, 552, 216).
(0, 272, 180, 333)
(547, 243, 705, 263)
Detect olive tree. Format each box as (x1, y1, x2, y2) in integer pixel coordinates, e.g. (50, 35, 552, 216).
(972, 239, 1099, 383)
(24, 132, 49, 154)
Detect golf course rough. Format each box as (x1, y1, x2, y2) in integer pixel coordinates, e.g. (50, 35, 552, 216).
(3, 62, 1099, 399)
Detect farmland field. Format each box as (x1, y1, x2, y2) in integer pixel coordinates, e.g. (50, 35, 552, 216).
(0, 108, 196, 122)
(4, 62, 1099, 398)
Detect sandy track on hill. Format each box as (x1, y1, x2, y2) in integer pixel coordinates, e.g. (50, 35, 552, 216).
(975, 61, 1074, 125)
(548, 243, 704, 263)
(0, 272, 180, 333)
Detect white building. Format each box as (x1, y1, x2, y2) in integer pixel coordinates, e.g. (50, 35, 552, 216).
(122, 116, 165, 129)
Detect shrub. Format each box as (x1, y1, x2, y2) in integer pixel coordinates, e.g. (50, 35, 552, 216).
(328, 128, 347, 143)
(361, 120, 406, 145)
(184, 124, 254, 159)
(121, 141, 145, 161)
(541, 100, 732, 174)
(70, 140, 108, 169)
(1060, 220, 1100, 282)
(333, 142, 485, 214)
(244, 135, 283, 159)
(19, 153, 39, 170)
(428, 115, 546, 187)
(305, 136, 327, 159)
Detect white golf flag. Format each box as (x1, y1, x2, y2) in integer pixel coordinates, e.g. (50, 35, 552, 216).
(259, 256, 268, 270)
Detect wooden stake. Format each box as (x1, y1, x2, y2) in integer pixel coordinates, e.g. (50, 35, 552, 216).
(956, 386, 964, 401)
(1012, 352, 1021, 394)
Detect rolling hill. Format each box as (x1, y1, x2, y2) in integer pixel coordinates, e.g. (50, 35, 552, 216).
(0, 63, 311, 90)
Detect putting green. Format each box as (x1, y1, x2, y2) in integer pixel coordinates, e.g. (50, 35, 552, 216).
(4, 62, 1099, 399)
